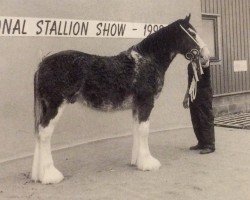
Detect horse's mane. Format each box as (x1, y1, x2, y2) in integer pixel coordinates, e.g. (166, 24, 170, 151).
(135, 19, 185, 64)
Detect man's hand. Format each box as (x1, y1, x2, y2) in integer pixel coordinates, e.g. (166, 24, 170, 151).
(200, 46, 210, 67)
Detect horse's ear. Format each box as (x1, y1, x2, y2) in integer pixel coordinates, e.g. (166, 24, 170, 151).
(184, 13, 191, 23)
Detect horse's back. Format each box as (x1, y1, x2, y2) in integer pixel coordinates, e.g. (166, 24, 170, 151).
(80, 52, 136, 110)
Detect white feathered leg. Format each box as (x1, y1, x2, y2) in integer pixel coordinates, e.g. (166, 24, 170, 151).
(131, 119, 139, 165)
(31, 138, 40, 182)
(132, 119, 161, 171)
(32, 104, 65, 184)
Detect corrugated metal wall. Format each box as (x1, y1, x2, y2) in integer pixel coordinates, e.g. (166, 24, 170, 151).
(201, 0, 250, 95)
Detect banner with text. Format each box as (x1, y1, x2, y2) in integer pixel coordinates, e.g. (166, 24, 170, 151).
(0, 16, 166, 38)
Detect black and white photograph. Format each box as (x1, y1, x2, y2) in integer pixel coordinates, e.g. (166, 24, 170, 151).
(0, 0, 250, 199)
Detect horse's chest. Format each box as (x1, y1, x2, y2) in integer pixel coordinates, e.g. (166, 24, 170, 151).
(155, 77, 164, 97)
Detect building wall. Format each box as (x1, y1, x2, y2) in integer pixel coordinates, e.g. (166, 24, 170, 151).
(201, 0, 250, 95)
(213, 93, 250, 116)
(201, 0, 250, 116)
(0, 0, 202, 162)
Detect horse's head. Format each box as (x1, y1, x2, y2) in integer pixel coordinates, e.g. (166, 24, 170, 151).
(176, 14, 210, 65)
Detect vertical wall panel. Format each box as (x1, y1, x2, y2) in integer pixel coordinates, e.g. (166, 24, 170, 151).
(223, 0, 230, 93)
(246, 0, 250, 90)
(219, 0, 225, 93)
(220, 0, 226, 92)
(201, 0, 205, 13)
(232, 0, 239, 91)
(236, 0, 243, 91)
(241, 0, 246, 91)
(229, 0, 236, 92)
(201, 0, 250, 95)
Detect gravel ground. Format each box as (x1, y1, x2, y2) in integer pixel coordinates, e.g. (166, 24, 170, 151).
(0, 127, 250, 200)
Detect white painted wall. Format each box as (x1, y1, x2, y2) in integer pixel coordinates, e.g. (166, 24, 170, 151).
(0, 0, 202, 161)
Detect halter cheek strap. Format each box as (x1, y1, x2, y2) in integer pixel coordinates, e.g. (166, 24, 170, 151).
(179, 24, 207, 50)
(179, 24, 200, 46)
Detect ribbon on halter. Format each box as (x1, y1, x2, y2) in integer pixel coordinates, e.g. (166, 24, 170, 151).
(189, 62, 204, 102)
(186, 49, 204, 102)
(179, 24, 209, 101)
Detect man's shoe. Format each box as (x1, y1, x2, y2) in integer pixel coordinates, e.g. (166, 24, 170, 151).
(200, 147, 215, 154)
(189, 144, 204, 150)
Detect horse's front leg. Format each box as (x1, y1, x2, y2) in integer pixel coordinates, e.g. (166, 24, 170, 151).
(131, 99, 161, 171)
(131, 112, 139, 166)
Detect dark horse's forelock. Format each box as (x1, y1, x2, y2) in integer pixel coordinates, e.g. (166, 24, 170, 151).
(31, 16, 208, 184)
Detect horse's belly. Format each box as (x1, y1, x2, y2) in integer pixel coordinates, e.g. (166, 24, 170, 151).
(79, 95, 133, 112)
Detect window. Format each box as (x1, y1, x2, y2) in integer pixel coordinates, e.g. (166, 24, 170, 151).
(201, 14, 220, 61)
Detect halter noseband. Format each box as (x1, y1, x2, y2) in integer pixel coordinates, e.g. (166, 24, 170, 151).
(179, 24, 203, 61)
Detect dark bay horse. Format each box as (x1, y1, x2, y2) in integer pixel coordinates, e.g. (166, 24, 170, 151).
(32, 15, 210, 184)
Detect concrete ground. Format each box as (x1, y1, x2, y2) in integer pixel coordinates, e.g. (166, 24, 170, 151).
(0, 127, 250, 200)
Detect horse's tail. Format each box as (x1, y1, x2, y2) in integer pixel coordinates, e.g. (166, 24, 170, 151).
(34, 71, 41, 136)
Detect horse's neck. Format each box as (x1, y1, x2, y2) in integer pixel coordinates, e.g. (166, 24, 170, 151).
(136, 29, 179, 72)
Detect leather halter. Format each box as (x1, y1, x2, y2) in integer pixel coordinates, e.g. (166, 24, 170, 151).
(179, 24, 203, 62)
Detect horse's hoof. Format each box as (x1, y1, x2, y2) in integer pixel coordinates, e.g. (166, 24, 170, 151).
(137, 155, 161, 171)
(40, 165, 64, 184)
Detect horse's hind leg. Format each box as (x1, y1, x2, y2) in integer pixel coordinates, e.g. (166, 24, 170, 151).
(32, 99, 65, 184)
